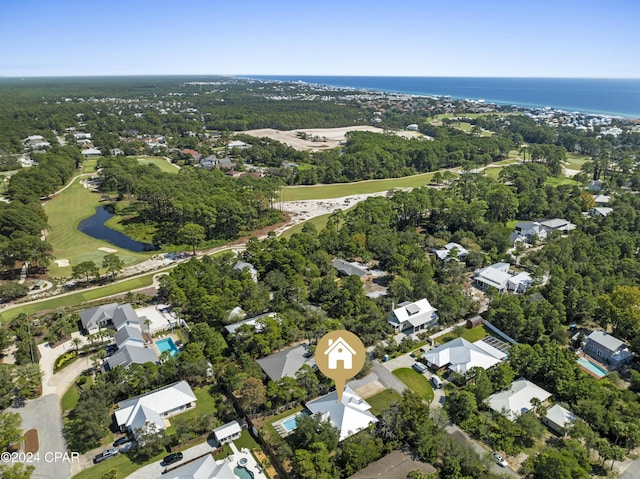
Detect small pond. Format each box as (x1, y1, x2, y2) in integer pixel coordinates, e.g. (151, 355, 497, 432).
(78, 206, 156, 252)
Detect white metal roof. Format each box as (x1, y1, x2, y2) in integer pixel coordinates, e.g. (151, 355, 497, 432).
(488, 378, 551, 420)
(114, 380, 196, 432)
(306, 387, 378, 441)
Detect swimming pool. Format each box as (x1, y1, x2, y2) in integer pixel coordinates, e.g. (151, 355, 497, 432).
(156, 337, 179, 357)
(281, 411, 308, 432)
(234, 465, 255, 479)
(577, 357, 608, 378)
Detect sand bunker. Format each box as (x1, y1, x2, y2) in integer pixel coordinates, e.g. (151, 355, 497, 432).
(54, 259, 70, 267)
(242, 126, 425, 152)
(98, 247, 118, 253)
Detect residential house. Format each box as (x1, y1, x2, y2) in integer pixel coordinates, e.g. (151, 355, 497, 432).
(388, 298, 438, 335)
(422, 337, 506, 375)
(474, 263, 532, 293)
(473, 263, 511, 292)
(593, 194, 611, 205)
(105, 346, 159, 371)
(213, 420, 242, 445)
(510, 218, 576, 244)
(306, 386, 378, 441)
(542, 404, 577, 436)
(507, 272, 533, 293)
(80, 303, 159, 370)
(488, 378, 551, 420)
(256, 343, 316, 381)
(200, 155, 234, 170)
(233, 260, 258, 282)
(81, 148, 102, 157)
(539, 218, 577, 233)
(433, 242, 469, 262)
(510, 221, 548, 244)
(224, 312, 278, 335)
(405, 124, 419, 131)
(332, 259, 370, 278)
(114, 381, 197, 435)
(589, 207, 613, 217)
(228, 140, 248, 148)
(583, 331, 632, 370)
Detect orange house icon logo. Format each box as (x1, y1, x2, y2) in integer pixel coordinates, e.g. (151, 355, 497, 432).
(324, 337, 356, 370)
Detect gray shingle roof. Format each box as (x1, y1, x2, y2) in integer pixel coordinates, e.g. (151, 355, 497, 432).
(256, 344, 315, 380)
(586, 330, 626, 353)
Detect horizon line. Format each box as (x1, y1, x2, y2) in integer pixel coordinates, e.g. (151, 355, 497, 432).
(1, 74, 640, 80)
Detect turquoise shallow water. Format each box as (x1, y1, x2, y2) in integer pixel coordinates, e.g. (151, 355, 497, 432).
(248, 76, 640, 118)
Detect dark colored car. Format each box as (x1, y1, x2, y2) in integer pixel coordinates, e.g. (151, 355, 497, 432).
(162, 452, 183, 466)
(113, 436, 132, 447)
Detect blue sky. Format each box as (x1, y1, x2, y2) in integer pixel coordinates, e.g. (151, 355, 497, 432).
(1, 0, 638, 78)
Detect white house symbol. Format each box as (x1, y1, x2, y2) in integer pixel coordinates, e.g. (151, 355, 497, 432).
(324, 337, 356, 369)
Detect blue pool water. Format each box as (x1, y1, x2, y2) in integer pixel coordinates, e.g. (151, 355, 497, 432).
(282, 412, 308, 432)
(156, 337, 179, 357)
(234, 465, 254, 479)
(577, 357, 608, 378)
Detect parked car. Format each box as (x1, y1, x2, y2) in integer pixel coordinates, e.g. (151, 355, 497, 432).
(412, 362, 428, 373)
(492, 452, 508, 467)
(430, 375, 443, 389)
(162, 452, 183, 466)
(93, 448, 119, 464)
(113, 436, 132, 447)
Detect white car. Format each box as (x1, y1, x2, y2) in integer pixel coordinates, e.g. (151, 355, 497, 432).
(492, 452, 508, 467)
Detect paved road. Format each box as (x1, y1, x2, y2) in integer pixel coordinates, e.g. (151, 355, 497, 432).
(619, 456, 640, 478)
(125, 438, 218, 479)
(379, 351, 520, 478)
(9, 394, 71, 479)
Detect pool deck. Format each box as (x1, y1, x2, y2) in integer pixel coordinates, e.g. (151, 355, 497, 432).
(229, 443, 268, 479)
(273, 411, 305, 438)
(577, 353, 609, 379)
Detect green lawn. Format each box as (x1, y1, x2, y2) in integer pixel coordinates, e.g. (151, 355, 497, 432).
(282, 172, 440, 201)
(280, 213, 331, 239)
(436, 325, 488, 345)
(44, 178, 149, 277)
(262, 405, 303, 440)
(136, 156, 180, 174)
(544, 176, 579, 186)
(366, 389, 402, 416)
(61, 384, 80, 412)
(82, 159, 98, 174)
(0, 272, 156, 322)
(235, 430, 260, 450)
(72, 450, 166, 479)
(564, 153, 592, 170)
(483, 167, 502, 178)
(392, 368, 434, 403)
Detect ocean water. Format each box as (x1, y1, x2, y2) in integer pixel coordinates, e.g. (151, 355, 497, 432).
(248, 76, 640, 118)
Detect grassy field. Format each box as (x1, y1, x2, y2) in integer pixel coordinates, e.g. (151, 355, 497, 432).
(72, 450, 166, 479)
(44, 178, 149, 277)
(61, 384, 80, 412)
(282, 172, 440, 201)
(280, 213, 332, 239)
(392, 368, 434, 403)
(436, 325, 488, 345)
(82, 159, 98, 174)
(136, 156, 180, 174)
(564, 153, 592, 170)
(366, 389, 402, 416)
(544, 176, 579, 186)
(0, 272, 156, 322)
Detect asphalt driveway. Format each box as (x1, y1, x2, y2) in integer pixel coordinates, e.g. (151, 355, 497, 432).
(9, 394, 73, 479)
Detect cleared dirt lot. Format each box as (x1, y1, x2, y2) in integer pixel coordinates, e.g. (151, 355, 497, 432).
(241, 125, 425, 151)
